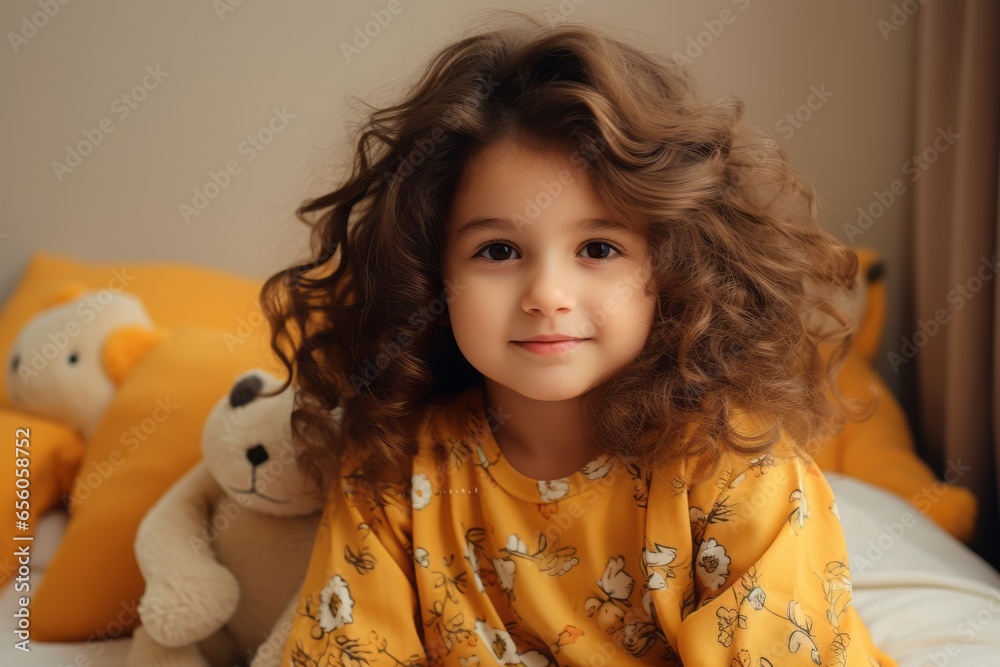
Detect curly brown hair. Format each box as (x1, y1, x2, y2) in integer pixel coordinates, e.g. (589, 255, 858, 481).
(259, 10, 874, 490)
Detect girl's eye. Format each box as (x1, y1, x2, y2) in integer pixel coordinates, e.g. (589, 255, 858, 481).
(476, 243, 519, 262)
(581, 241, 619, 260)
(473, 240, 623, 263)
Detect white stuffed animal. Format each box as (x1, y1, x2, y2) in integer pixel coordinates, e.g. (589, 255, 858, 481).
(6, 286, 163, 437)
(128, 369, 330, 667)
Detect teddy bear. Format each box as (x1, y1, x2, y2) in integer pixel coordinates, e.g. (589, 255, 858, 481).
(810, 247, 979, 542)
(6, 284, 166, 438)
(128, 368, 331, 667)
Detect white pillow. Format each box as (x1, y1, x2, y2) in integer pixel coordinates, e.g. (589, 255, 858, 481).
(825, 471, 1000, 667)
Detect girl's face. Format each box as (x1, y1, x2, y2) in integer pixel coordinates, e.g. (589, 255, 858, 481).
(442, 137, 657, 402)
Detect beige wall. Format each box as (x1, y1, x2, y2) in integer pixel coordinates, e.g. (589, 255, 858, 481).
(1, 0, 918, 399)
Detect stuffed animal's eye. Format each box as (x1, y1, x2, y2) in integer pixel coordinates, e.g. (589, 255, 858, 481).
(68, 353, 79, 365)
(9, 354, 19, 372)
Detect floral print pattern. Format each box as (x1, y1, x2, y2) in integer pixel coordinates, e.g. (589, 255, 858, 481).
(695, 538, 731, 592)
(710, 566, 822, 664)
(584, 556, 636, 635)
(412, 473, 432, 510)
(318, 574, 354, 631)
(465, 539, 486, 593)
(493, 557, 517, 597)
(283, 389, 897, 667)
(344, 543, 376, 574)
(788, 488, 810, 535)
(474, 620, 521, 664)
(581, 453, 616, 480)
(537, 478, 570, 502)
(641, 543, 678, 591)
(501, 532, 579, 577)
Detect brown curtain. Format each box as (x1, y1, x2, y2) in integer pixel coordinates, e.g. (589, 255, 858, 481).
(913, 0, 1000, 567)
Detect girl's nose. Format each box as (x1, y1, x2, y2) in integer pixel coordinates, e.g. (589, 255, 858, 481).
(520, 260, 576, 316)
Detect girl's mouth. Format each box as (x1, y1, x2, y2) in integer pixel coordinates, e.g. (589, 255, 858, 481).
(512, 339, 587, 355)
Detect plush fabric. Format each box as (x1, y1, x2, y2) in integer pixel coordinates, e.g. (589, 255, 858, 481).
(129, 370, 323, 667)
(7, 288, 161, 438)
(31, 328, 281, 640)
(0, 252, 272, 408)
(0, 252, 284, 641)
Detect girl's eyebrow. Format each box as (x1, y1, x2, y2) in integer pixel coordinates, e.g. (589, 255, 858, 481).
(453, 216, 630, 241)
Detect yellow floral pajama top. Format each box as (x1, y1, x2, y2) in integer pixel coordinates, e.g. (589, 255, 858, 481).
(282, 385, 897, 666)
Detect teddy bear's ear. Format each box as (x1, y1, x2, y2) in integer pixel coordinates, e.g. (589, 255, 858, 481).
(44, 283, 89, 309)
(851, 247, 886, 364)
(101, 325, 169, 386)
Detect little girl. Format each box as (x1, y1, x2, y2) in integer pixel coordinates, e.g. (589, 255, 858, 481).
(262, 11, 897, 667)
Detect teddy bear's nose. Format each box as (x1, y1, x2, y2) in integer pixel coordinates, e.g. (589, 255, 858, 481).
(246, 444, 269, 467)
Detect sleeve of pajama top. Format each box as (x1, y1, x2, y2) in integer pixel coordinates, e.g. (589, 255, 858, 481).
(656, 450, 898, 667)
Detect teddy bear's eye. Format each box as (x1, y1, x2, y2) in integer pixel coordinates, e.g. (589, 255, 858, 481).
(68, 353, 79, 365)
(9, 354, 19, 372)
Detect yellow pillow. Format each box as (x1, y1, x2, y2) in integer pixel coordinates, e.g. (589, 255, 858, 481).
(0, 251, 271, 409)
(0, 410, 85, 589)
(0, 252, 285, 640)
(31, 327, 282, 641)
(810, 247, 977, 543)
(811, 351, 978, 542)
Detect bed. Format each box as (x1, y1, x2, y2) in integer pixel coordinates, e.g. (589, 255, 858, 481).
(3, 253, 999, 665)
(3, 470, 999, 666)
